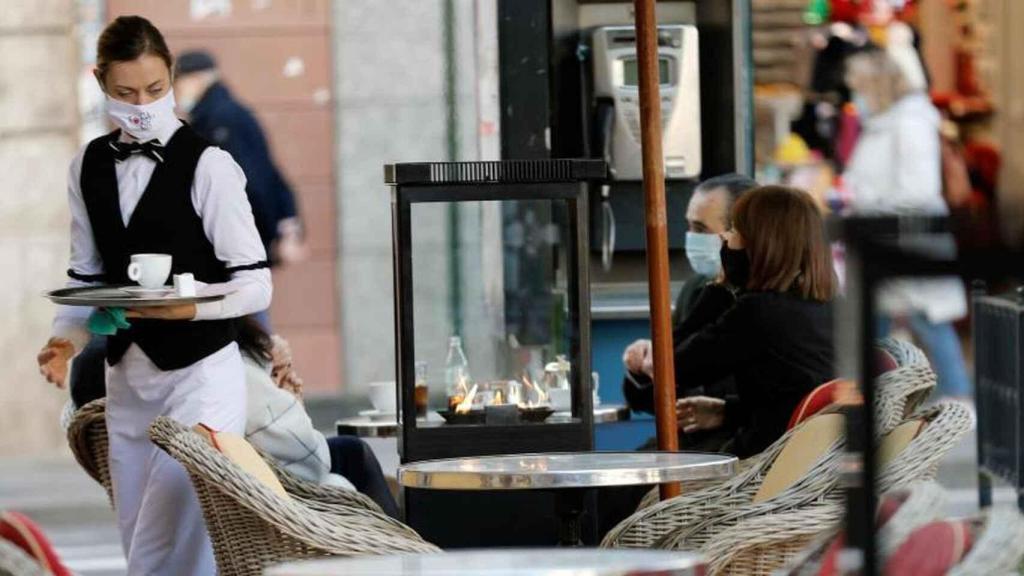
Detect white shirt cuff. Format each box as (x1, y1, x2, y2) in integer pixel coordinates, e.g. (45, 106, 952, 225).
(193, 300, 225, 321)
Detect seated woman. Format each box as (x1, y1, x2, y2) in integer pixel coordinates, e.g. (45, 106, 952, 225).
(624, 185, 835, 458)
(235, 318, 400, 517)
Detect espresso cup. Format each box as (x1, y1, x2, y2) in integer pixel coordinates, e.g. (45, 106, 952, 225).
(127, 254, 172, 289)
(367, 381, 397, 413)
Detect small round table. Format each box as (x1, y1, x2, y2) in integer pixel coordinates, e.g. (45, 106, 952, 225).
(266, 548, 706, 576)
(336, 405, 631, 438)
(398, 451, 736, 546)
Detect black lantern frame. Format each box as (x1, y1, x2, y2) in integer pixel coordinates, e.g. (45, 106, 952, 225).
(386, 159, 607, 464)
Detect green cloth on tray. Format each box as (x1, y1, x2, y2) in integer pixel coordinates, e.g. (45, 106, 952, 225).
(88, 308, 131, 335)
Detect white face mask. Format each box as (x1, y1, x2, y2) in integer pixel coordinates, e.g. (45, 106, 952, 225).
(685, 232, 723, 278)
(105, 88, 178, 141)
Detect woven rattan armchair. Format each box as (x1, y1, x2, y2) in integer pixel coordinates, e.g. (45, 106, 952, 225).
(604, 402, 973, 575)
(874, 364, 937, 433)
(949, 507, 1024, 576)
(66, 398, 113, 504)
(148, 416, 438, 576)
(876, 336, 930, 368)
(0, 540, 47, 576)
(601, 415, 846, 550)
(66, 398, 379, 514)
(877, 480, 948, 559)
(772, 481, 948, 575)
(674, 403, 971, 575)
(633, 361, 936, 512)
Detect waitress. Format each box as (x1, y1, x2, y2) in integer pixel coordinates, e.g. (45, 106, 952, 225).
(36, 16, 271, 576)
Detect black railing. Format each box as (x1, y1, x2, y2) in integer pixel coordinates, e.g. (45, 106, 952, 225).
(973, 290, 1024, 510)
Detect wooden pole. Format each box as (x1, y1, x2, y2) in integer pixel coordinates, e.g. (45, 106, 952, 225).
(632, 0, 680, 500)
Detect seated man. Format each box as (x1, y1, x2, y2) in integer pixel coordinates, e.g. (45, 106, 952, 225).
(621, 173, 756, 451)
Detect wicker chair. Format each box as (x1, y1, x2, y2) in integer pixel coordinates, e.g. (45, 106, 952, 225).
(66, 398, 380, 514)
(773, 481, 948, 575)
(876, 336, 930, 369)
(633, 362, 936, 512)
(601, 414, 846, 550)
(65, 398, 113, 504)
(604, 402, 974, 575)
(148, 416, 438, 576)
(681, 402, 972, 575)
(874, 364, 937, 433)
(877, 480, 948, 559)
(949, 507, 1024, 576)
(0, 540, 47, 576)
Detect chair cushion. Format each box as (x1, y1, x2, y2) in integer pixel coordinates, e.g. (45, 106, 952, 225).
(753, 412, 845, 503)
(787, 379, 846, 430)
(0, 510, 72, 576)
(193, 424, 290, 500)
(884, 520, 973, 575)
(873, 347, 899, 376)
(878, 419, 926, 467)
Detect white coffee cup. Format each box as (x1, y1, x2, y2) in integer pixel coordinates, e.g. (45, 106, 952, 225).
(127, 254, 172, 289)
(367, 381, 397, 413)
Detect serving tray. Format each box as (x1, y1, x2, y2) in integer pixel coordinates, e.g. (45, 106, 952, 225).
(45, 285, 228, 308)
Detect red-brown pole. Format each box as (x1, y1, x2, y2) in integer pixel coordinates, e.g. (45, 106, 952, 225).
(632, 0, 680, 500)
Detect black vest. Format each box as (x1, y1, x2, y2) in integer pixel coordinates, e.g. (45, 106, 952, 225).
(80, 126, 237, 370)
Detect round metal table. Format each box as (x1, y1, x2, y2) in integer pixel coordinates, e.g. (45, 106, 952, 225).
(335, 405, 631, 438)
(398, 451, 736, 545)
(266, 548, 706, 576)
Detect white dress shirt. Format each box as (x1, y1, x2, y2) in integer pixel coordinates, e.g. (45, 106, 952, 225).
(52, 119, 272, 355)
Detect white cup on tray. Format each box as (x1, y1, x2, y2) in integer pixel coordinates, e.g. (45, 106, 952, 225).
(127, 254, 172, 289)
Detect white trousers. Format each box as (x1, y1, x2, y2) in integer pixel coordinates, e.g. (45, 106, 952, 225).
(106, 342, 246, 576)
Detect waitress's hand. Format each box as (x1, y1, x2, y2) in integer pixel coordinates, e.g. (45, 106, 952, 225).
(125, 303, 197, 320)
(38, 337, 75, 389)
(677, 396, 726, 434)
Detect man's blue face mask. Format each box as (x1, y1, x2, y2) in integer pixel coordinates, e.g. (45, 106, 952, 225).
(685, 231, 723, 278)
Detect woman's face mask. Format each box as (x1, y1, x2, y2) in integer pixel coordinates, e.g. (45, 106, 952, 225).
(720, 243, 751, 290)
(685, 232, 723, 278)
(105, 88, 178, 141)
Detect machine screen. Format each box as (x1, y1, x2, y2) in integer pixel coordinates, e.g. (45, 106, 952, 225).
(622, 58, 671, 86)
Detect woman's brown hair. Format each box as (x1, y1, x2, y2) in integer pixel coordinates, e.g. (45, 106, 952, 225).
(731, 185, 835, 302)
(95, 16, 173, 83)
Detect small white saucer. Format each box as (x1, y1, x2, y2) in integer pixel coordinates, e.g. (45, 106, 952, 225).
(358, 409, 398, 422)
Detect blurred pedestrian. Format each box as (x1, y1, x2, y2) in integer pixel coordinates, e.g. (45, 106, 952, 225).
(174, 50, 306, 277)
(843, 47, 971, 399)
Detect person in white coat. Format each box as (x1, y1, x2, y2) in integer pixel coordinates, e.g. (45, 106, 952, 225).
(37, 16, 271, 575)
(842, 47, 971, 398)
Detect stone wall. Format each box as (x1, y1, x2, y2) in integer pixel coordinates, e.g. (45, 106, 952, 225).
(333, 0, 481, 395)
(0, 0, 79, 457)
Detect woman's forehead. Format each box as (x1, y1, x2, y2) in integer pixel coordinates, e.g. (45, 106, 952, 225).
(104, 54, 170, 87)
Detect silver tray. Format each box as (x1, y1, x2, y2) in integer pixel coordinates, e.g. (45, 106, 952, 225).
(45, 285, 227, 308)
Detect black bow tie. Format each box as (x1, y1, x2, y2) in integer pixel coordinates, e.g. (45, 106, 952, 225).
(109, 139, 165, 163)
